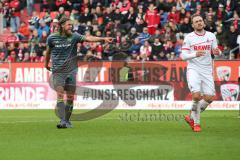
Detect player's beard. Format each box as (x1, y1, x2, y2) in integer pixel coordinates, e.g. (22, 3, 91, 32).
(64, 29, 72, 37)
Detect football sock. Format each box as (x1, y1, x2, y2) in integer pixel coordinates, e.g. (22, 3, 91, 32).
(56, 99, 65, 121)
(65, 100, 73, 122)
(190, 100, 198, 119)
(195, 105, 201, 125)
(190, 100, 200, 124)
(198, 99, 210, 112)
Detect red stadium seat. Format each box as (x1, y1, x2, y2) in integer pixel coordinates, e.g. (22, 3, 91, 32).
(50, 11, 58, 19)
(39, 12, 46, 19)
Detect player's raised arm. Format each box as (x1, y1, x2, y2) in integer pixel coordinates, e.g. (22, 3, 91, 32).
(85, 36, 114, 43)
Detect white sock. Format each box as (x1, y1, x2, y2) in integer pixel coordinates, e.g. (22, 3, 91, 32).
(198, 99, 210, 113)
(195, 105, 200, 125)
(190, 101, 198, 122)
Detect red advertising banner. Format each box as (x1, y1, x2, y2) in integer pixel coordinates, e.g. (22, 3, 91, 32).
(0, 61, 239, 109)
(1, 61, 238, 83)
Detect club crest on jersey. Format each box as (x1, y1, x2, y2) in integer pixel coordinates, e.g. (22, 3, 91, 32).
(220, 84, 239, 101)
(0, 68, 9, 83)
(216, 66, 231, 81)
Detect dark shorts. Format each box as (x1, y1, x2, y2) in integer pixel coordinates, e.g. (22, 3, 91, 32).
(50, 69, 77, 92)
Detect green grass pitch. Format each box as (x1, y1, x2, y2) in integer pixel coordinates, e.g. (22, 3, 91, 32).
(0, 110, 239, 160)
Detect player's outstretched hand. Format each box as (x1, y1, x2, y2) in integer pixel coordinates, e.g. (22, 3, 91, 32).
(196, 50, 205, 57)
(104, 37, 114, 43)
(212, 48, 221, 55)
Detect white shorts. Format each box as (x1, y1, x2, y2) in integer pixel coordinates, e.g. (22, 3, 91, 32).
(187, 69, 215, 96)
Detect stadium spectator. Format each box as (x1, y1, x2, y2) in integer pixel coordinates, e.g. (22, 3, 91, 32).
(119, 36, 132, 53)
(151, 37, 163, 59)
(134, 5, 146, 32)
(7, 51, 17, 62)
(0, 42, 7, 60)
(225, 25, 239, 58)
(179, 7, 187, 21)
(79, 7, 93, 24)
(129, 37, 141, 53)
(29, 51, 39, 62)
(149, 29, 163, 43)
(157, 50, 168, 61)
(9, 0, 21, 33)
(168, 6, 180, 24)
(124, 7, 137, 28)
(22, 52, 30, 62)
(1, 1, 10, 29)
(17, 43, 29, 60)
(162, 25, 176, 43)
(144, 3, 160, 35)
(128, 27, 138, 40)
(174, 38, 183, 57)
(55, 0, 67, 9)
(50, 18, 59, 33)
(215, 4, 228, 22)
(37, 19, 50, 39)
(0, 52, 5, 62)
(28, 11, 40, 30)
(119, 0, 131, 13)
(205, 14, 216, 33)
(40, 0, 50, 12)
(18, 22, 30, 40)
(223, 0, 239, 18)
(140, 40, 152, 61)
(138, 27, 151, 44)
(179, 17, 192, 34)
(55, 7, 67, 20)
(162, 40, 175, 58)
(42, 12, 52, 25)
(215, 26, 226, 50)
(26, 0, 34, 16)
(168, 52, 177, 60)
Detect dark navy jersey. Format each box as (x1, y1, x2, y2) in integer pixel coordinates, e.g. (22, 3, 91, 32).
(46, 32, 85, 73)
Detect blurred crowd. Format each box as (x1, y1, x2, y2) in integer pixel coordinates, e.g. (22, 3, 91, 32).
(0, 0, 240, 63)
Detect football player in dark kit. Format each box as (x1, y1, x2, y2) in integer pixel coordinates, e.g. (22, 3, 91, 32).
(45, 17, 113, 128)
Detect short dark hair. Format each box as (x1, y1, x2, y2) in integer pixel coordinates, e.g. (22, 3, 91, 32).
(191, 14, 203, 23)
(58, 16, 70, 26)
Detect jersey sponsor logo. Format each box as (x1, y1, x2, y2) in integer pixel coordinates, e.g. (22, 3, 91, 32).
(220, 84, 239, 101)
(216, 66, 231, 81)
(55, 43, 71, 48)
(53, 41, 71, 48)
(0, 68, 9, 83)
(193, 45, 211, 51)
